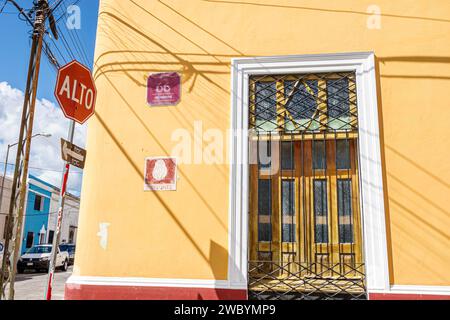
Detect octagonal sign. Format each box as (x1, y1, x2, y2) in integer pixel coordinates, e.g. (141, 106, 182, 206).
(54, 60, 97, 124)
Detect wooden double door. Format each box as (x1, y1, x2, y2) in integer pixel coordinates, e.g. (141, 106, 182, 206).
(249, 135, 364, 282)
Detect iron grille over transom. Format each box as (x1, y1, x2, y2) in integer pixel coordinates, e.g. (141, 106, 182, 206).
(248, 72, 366, 300)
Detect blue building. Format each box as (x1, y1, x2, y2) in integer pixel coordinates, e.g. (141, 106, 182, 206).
(20, 175, 55, 254)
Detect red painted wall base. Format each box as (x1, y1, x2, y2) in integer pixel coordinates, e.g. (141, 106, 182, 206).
(65, 283, 450, 300)
(369, 293, 450, 300)
(65, 283, 248, 300)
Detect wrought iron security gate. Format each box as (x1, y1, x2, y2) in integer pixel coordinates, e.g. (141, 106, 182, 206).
(248, 71, 366, 300)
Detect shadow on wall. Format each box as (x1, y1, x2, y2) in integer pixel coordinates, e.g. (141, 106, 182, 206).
(96, 113, 243, 289)
(90, 0, 450, 284)
(90, 1, 249, 285)
(210, 240, 244, 299)
(201, 0, 450, 23)
(94, 0, 250, 91)
(378, 56, 450, 80)
(375, 56, 450, 284)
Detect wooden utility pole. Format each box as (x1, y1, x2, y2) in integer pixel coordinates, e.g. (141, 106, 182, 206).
(0, 0, 58, 300)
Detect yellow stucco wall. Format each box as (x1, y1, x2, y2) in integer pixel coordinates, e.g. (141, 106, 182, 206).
(73, 0, 450, 286)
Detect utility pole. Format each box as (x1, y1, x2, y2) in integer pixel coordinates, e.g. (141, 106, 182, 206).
(0, 0, 58, 300)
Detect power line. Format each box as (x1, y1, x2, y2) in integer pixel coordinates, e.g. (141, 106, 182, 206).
(59, 0, 90, 65)
(1, 195, 80, 211)
(54, 24, 76, 61)
(49, 0, 65, 12)
(0, 162, 84, 174)
(47, 35, 67, 65)
(3, 0, 90, 72)
(1, 1, 61, 72)
(0, 1, 7, 13)
(54, 0, 81, 24)
(0, 209, 79, 217)
(40, 0, 93, 72)
(53, 0, 90, 66)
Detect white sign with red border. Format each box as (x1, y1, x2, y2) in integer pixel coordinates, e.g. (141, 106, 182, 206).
(144, 157, 178, 191)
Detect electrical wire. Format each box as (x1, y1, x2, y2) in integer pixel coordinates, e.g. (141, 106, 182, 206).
(54, 0, 81, 24)
(0, 162, 84, 174)
(60, 0, 90, 65)
(49, 0, 65, 12)
(53, 0, 90, 66)
(0, 1, 8, 13)
(5, 0, 92, 73)
(0, 209, 79, 217)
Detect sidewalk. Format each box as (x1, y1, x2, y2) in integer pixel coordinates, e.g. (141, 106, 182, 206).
(4, 267, 72, 300)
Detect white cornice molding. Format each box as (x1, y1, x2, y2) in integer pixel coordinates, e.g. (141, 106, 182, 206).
(67, 275, 247, 290)
(390, 285, 450, 295)
(370, 285, 450, 296)
(232, 52, 375, 65)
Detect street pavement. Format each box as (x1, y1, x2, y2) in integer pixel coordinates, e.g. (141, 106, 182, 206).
(5, 266, 73, 300)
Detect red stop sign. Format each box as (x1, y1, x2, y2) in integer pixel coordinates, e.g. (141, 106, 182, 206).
(54, 60, 97, 124)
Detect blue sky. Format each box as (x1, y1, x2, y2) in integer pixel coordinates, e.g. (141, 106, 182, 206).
(0, 0, 99, 194)
(0, 0, 99, 103)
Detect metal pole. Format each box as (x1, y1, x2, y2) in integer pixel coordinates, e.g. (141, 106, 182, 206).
(8, 4, 46, 300)
(45, 120, 75, 300)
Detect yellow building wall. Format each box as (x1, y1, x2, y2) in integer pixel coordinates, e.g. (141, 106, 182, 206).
(74, 0, 450, 286)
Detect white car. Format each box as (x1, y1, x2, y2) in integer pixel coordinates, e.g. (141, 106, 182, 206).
(0, 242, 3, 265)
(0, 242, 7, 280)
(17, 244, 69, 273)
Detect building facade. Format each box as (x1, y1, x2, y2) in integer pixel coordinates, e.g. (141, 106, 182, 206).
(0, 175, 13, 242)
(48, 192, 80, 245)
(0, 174, 81, 255)
(66, 0, 450, 300)
(21, 175, 54, 254)
(20, 176, 80, 254)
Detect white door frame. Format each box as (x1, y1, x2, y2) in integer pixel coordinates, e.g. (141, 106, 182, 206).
(227, 52, 391, 294)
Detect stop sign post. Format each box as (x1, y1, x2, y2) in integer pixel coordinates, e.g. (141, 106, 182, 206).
(54, 60, 97, 124)
(46, 61, 96, 300)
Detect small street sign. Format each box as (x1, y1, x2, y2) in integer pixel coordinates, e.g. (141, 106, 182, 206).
(55, 60, 97, 124)
(147, 72, 181, 106)
(144, 157, 178, 191)
(60, 139, 87, 169)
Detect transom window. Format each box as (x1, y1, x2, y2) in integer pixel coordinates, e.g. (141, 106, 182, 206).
(250, 72, 357, 134)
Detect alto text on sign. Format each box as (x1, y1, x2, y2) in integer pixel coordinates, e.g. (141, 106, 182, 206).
(147, 72, 181, 106)
(58, 77, 95, 110)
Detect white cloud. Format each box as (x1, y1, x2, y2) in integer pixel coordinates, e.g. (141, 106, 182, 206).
(0, 81, 86, 196)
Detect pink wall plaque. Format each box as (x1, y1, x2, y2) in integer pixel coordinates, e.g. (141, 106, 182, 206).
(147, 72, 181, 106)
(144, 157, 178, 191)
